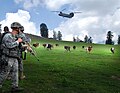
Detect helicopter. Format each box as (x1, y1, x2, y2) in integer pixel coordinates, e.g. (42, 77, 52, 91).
(52, 9, 82, 18)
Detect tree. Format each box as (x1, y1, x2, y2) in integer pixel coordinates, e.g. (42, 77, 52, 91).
(73, 37, 76, 42)
(105, 31, 114, 45)
(76, 37, 80, 42)
(88, 37, 93, 43)
(118, 35, 120, 44)
(84, 35, 88, 43)
(53, 30, 57, 40)
(40, 23, 48, 38)
(57, 31, 62, 40)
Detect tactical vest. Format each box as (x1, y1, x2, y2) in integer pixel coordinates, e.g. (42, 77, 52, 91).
(1, 33, 20, 59)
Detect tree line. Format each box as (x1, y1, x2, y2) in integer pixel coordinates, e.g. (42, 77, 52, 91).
(40, 23, 120, 44)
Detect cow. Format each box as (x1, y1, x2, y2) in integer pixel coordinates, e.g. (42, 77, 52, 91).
(64, 46, 71, 52)
(43, 44, 47, 48)
(87, 46, 92, 53)
(46, 44, 53, 50)
(84, 46, 92, 53)
(110, 47, 115, 54)
(82, 46, 85, 49)
(55, 44, 59, 47)
(33, 43, 39, 48)
(73, 46, 76, 50)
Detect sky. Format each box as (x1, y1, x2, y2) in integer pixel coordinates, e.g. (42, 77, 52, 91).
(0, 0, 120, 44)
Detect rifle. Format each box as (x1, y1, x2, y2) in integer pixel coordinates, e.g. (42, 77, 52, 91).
(23, 42, 40, 61)
(17, 32, 40, 61)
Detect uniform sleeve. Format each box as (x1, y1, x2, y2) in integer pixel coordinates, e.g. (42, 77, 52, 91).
(21, 33, 27, 42)
(18, 33, 27, 43)
(3, 34, 19, 49)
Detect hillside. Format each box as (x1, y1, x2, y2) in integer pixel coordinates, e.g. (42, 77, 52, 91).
(3, 34, 120, 93)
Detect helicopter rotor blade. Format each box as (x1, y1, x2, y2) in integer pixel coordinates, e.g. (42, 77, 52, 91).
(51, 11, 60, 12)
(73, 11, 82, 13)
(61, 8, 66, 11)
(51, 8, 66, 13)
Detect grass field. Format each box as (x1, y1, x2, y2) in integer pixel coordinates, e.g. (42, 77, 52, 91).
(2, 35, 120, 93)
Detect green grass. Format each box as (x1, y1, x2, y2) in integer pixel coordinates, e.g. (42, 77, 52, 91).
(2, 35, 120, 93)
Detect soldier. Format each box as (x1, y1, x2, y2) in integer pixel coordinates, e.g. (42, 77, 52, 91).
(18, 26, 26, 80)
(3, 26, 10, 33)
(7, 25, 27, 80)
(0, 22, 24, 92)
(1, 26, 10, 40)
(0, 26, 10, 73)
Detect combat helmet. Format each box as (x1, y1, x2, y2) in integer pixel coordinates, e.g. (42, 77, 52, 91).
(11, 22, 21, 29)
(20, 26, 24, 32)
(4, 26, 9, 32)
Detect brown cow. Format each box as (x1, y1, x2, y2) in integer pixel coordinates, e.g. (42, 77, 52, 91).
(43, 44, 47, 48)
(87, 46, 92, 53)
(33, 43, 39, 48)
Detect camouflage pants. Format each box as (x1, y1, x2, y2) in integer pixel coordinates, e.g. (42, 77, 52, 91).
(0, 57, 18, 88)
(6, 58, 24, 80)
(18, 58, 24, 72)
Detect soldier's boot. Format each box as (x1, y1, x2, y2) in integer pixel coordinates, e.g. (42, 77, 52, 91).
(19, 71, 26, 80)
(11, 87, 24, 92)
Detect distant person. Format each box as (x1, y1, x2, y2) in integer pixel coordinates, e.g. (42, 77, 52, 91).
(0, 26, 10, 62)
(3, 26, 10, 33)
(0, 26, 10, 42)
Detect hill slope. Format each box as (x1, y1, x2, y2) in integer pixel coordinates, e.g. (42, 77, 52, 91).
(3, 34, 120, 93)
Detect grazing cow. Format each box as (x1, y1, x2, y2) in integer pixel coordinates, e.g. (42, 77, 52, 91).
(110, 47, 115, 54)
(73, 46, 76, 50)
(82, 46, 85, 49)
(55, 44, 59, 46)
(84, 46, 92, 53)
(43, 44, 47, 48)
(33, 43, 39, 48)
(46, 44, 53, 50)
(64, 46, 71, 51)
(87, 46, 92, 53)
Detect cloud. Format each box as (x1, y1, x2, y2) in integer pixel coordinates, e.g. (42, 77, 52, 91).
(14, 0, 45, 10)
(0, 9, 37, 35)
(53, 12, 120, 43)
(46, 0, 120, 44)
(13, 0, 120, 44)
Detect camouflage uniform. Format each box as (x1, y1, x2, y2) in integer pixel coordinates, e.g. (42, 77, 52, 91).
(7, 30, 28, 80)
(0, 33, 20, 88)
(0, 22, 24, 92)
(18, 27, 28, 79)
